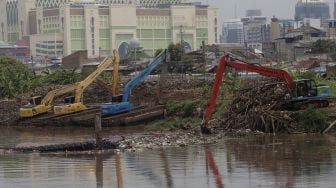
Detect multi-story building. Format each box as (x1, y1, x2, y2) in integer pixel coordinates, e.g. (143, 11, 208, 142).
(279, 19, 295, 37)
(0, 0, 218, 58)
(241, 16, 267, 51)
(0, 40, 30, 61)
(295, 0, 330, 22)
(136, 0, 188, 8)
(222, 19, 243, 44)
(270, 17, 280, 42)
(326, 19, 336, 38)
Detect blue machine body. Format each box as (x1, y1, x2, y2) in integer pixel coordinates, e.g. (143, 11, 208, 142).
(101, 49, 167, 116)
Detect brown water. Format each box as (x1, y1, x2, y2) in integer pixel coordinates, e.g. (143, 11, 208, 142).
(1, 127, 336, 188)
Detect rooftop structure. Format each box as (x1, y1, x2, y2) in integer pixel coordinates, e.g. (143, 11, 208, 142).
(246, 9, 262, 17)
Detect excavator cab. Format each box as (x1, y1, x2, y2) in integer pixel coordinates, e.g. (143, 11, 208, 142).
(287, 79, 331, 110)
(28, 96, 42, 106)
(293, 79, 318, 98)
(20, 96, 51, 118)
(293, 79, 331, 99)
(64, 96, 75, 104)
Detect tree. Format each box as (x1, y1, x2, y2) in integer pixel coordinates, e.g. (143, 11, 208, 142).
(310, 39, 336, 54)
(0, 56, 35, 98)
(168, 43, 182, 61)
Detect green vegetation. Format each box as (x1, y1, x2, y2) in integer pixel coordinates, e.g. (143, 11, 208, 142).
(310, 39, 336, 54)
(155, 43, 196, 74)
(146, 99, 231, 131)
(0, 56, 83, 98)
(0, 56, 35, 98)
(145, 117, 201, 131)
(294, 108, 334, 133)
(166, 99, 206, 117)
(39, 68, 82, 85)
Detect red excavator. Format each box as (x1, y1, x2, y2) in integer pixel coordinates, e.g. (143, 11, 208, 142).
(201, 54, 331, 133)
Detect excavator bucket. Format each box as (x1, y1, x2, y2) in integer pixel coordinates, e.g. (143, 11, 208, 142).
(201, 125, 212, 134)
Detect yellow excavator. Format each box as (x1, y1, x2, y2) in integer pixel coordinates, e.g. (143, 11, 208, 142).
(19, 50, 120, 118)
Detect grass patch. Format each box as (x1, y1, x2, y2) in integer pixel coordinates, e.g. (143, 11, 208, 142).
(145, 117, 202, 131)
(166, 99, 207, 117)
(213, 99, 231, 118)
(327, 81, 336, 96)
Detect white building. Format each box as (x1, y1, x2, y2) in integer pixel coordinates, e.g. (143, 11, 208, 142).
(0, 0, 218, 58)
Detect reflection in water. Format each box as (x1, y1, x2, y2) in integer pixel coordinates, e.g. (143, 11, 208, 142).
(224, 135, 336, 187)
(160, 149, 173, 188)
(96, 154, 103, 188)
(125, 152, 166, 187)
(205, 146, 224, 188)
(116, 154, 124, 188)
(0, 134, 335, 187)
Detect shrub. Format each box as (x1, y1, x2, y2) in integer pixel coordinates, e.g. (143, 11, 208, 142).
(294, 108, 332, 132)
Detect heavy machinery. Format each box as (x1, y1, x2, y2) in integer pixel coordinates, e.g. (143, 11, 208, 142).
(20, 85, 78, 118)
(101, 49, 168, 116)
(201, 54, 332, 133)
(19, 50, 120, 118)
(53, 50, 120, 115)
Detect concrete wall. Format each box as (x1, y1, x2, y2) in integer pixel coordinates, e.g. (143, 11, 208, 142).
(17, 0, 35, 38)
(110, 4, 137, 50)
(0, 0, 7, 42)
(62, 50, 87, 70)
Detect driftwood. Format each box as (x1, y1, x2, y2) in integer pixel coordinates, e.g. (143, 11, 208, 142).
(215, 79, 295, 133)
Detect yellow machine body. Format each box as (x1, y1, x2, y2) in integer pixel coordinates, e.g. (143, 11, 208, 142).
(53, 102, 88, 115)
(19, 104, 52, 118)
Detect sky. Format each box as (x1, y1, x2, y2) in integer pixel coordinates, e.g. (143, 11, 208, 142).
(205, 0, 335, 22)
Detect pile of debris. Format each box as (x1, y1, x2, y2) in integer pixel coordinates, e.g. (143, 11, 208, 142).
(131, 77, 213, 104)
(214, 79, 295, 133)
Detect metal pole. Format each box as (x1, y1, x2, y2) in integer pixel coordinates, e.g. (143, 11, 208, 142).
(202, 39, 206, 79)
(99, 47, 101, 61)
(95, 114, 102, 150)
(180, 25, 184, 77)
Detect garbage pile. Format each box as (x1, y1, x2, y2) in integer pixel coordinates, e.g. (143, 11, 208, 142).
(215, 79, 295, 133)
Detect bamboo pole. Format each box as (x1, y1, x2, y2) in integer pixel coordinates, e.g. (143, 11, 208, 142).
(323, 120, 336, 134)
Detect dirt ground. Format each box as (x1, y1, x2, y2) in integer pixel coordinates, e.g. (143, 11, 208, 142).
(0, 77, 208, 126)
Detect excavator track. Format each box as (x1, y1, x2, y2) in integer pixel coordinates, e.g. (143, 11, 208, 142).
(18, 107, 100, 126)
(72, 105, 165, 127)
(18, 105, 166, 127)
(282, 97, 335, 110)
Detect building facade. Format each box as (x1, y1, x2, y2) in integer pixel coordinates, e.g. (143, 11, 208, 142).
(0, 0, 218, 58)
(222, 19, 243, 44)
(0, 40, 30, 61)
(295, 0, 330, 22)
(241, 16, 268, 51)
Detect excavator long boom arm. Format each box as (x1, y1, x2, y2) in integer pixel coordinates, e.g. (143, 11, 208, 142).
(74, 50, 120, 102)
(41, 85, 77, 106)
(202, 54, 293, 131)
(122, 49, 167, 102)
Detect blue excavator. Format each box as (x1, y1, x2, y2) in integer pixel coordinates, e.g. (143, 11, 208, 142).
(101, 49, 168, 116)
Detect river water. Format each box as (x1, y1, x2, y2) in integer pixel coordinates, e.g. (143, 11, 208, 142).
(1, 127, 336, 188)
